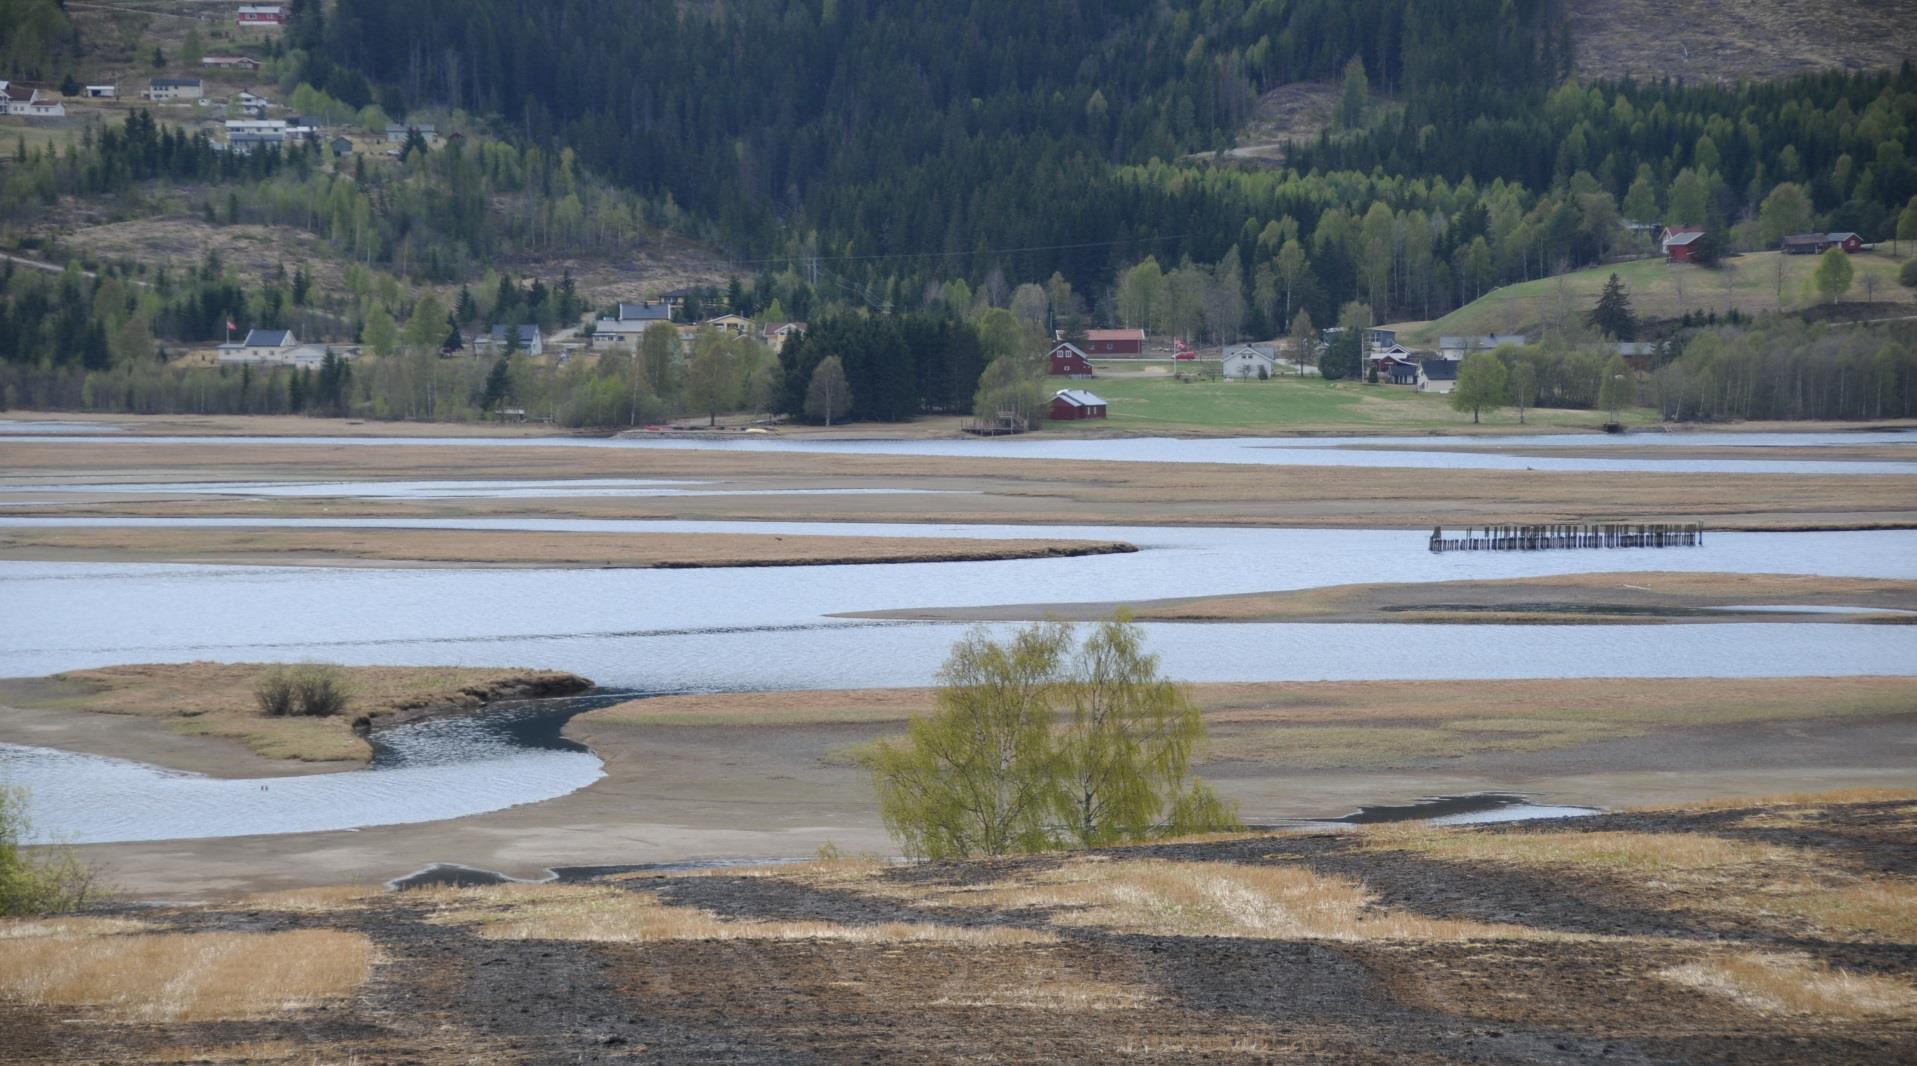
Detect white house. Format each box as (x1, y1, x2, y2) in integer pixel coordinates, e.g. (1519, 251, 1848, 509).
(1438, 334, 1527, 361)
(592, 301, 676, 346)
(1221, 343, 1277, 380)
(144, 78, 204, 102)
(480, 324, 544, 356)
(0, 82, 66, 117)
(1416, 359, 1459, 394)
(217, 329, 328, 366)
(702, 313, 752, 336)
(761, 321, 806, 353)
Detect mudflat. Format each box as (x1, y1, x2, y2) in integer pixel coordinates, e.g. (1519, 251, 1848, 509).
(50, 676, 1917, 898)
(850, 571, 1917, 625)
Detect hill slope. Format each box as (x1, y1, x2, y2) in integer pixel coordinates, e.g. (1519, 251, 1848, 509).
(1568, 0, 1917, 83)
(1393, 250, 1914, 344)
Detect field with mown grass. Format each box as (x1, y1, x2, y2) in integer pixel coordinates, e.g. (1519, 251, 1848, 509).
(1056, 373, 1656, 433)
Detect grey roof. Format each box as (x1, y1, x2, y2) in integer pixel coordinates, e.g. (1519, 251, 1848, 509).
(1439, 334, 1527, 350)
(1663, 231, 1704, 246)
(1782, 233, 1826, 245)
(242, 329, 293, 347)
(1826, 232, 1860, 241)
(1420, 361, 1460, 381)
(1054, 388, 1107, 407)
(617, 301, 671, 321)
(151, 78, 202, 88)
(487, 324, 541, 344)
(1224, 344, 1276, 360)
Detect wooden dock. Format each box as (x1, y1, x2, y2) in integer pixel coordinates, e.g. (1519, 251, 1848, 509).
(1429, 523, 1702, 553)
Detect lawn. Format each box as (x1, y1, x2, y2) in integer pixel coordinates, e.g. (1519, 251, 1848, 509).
(1055, 374, 1651, 433)
(1394, 249, 1913, 345)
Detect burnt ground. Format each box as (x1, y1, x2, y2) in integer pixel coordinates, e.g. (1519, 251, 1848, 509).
(4, 797, 1914, 1064)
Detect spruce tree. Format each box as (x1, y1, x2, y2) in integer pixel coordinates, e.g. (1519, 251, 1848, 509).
(1586, 273, 1638, 340)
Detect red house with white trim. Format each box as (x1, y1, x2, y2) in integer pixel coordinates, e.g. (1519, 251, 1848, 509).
(1049, 388, 1108, 420)
(236, 5, 286, 27)
(1662, 227, 1706, 262)
(1047, 342, 1094, 378)
(1076, 328, 1146, 357)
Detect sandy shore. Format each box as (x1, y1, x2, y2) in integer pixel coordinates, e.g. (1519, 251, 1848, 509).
(0, 526, 1136, 570)
(36, 676, 1917, 898)
(849, 571, 1917, 625)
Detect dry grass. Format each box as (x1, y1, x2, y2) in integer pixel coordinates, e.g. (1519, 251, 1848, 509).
(0, 916, 152, 939)
(7, 437, 1913, 531)
(1568, 0, 1917, 82)
(0, 526, 1134, 570)
(1366, 822, 1917, 942)
(589, 688, 936, 727)
(1659, 951, 1917, 1020)
(930, 969, 1161, 1011)
(240, 885, 383, 913)
(0, 662, 582, 765)
(0, 930, 374, 1021)
(808, 858, 1574, 943)
(426, 883, 1053, 946)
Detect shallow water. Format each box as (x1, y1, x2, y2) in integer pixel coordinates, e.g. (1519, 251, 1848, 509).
(0, 479, 968, 501)
(6, 429, 1912, 474)
(1, 695, 619, 845)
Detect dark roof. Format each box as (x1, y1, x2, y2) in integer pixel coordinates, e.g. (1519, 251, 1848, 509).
(151, 78, 202, 88)
(1421, 360, 1460, 381)
(617, 301, 671, 321)
(488, 324, 541, 344)
(1781, 233, 1826, 246)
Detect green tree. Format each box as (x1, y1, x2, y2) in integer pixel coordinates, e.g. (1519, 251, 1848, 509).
(1, 787, 95, 916)
(864, 624, 1070, 860)
(683, 328, 740, 426)
(1814, 246, 1854, 303)
(1274, 239, 1307, 325)
(1585, 273, 1638, 340)
(479, 356, 511, 411)
(865, 620, 1234, 860)
(1451, 351, 1508, 423)
(181, 27, 204, 66)
(1900, 258, 1917, 289)
(402, 293, 446, 352)
(1055, 617, 1233, 847)
(1758, 182, 1814, 246)
(803, 354, 853, 426)
(363, 303, 399, 357)
(1897, 197, 1917, 256)
(1339, 54, 1368, 129)
(1288, 308, 1315, 375)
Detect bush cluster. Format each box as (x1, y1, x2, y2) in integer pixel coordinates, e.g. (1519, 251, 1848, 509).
(0, 788, 97, 916)
(255, 664, 352, 717)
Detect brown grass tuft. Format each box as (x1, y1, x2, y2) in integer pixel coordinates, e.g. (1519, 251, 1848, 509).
(1659, 952, 1917, 1020)
(426, 883, 1052, 945)
(822, 858, 1573, 943)
(0, 930, 374, 1021)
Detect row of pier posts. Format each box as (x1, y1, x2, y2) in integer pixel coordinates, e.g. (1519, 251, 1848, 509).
(1429, 522, 1703, 553)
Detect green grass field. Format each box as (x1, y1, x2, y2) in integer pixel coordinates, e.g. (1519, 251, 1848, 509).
(1393, 249, 1913, 345)
(1050, 375, 1654, 434)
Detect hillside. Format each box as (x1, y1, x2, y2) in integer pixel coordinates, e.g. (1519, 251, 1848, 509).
(1392, 250, 1915, 346)
(1567, 0, 1917, 83)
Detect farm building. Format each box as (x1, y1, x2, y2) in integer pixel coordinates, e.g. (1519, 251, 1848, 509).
(1076, 328, 1146, 356)
(1781, 233, 1829, 255)
(1048, 342, 1095, 378)
(1, 82, 65, 117)
(1662, 229, 1706, 262)
(144, 78, 203, 102)
(217, 330, 328, 367)
(202, 55, 262, 70)
(480, 324, 544, 356)
(236, 5, 286, 27)
(1827, 232, 1865, 253)
(1416, 359, 1459, 395)
(83, 84, 116, 99)
(1221, 344, 1277, 379)
(1049, 388, 1108, 420)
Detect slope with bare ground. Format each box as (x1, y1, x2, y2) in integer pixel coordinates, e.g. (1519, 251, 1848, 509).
(1568, 0, 1917, 83)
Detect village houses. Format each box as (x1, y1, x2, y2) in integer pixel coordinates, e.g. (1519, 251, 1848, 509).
(216, 329, 331, 367)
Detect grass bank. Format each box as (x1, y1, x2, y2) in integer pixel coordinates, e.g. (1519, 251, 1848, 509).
(0, 663, 591, 766)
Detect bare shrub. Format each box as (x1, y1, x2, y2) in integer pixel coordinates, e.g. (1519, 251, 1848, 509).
(254, 664, 350, 718)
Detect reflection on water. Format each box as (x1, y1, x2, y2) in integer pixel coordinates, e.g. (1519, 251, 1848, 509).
(0, 695, 625, 845)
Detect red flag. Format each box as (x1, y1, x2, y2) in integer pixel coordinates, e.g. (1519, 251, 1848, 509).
(226, 319, 237, 333)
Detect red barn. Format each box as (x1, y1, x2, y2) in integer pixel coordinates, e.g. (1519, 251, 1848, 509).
(1828, 232, 1865, 254)
(1078, 328, 1146, 357)
(1049, 388, 1108, 420)
(1663, 229, 1705, 263)
(236, 5, 286, 27)
(1047, 342, 1094, 378)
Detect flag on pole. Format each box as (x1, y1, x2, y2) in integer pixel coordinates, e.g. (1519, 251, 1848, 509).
(225, 319, 237, 338)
